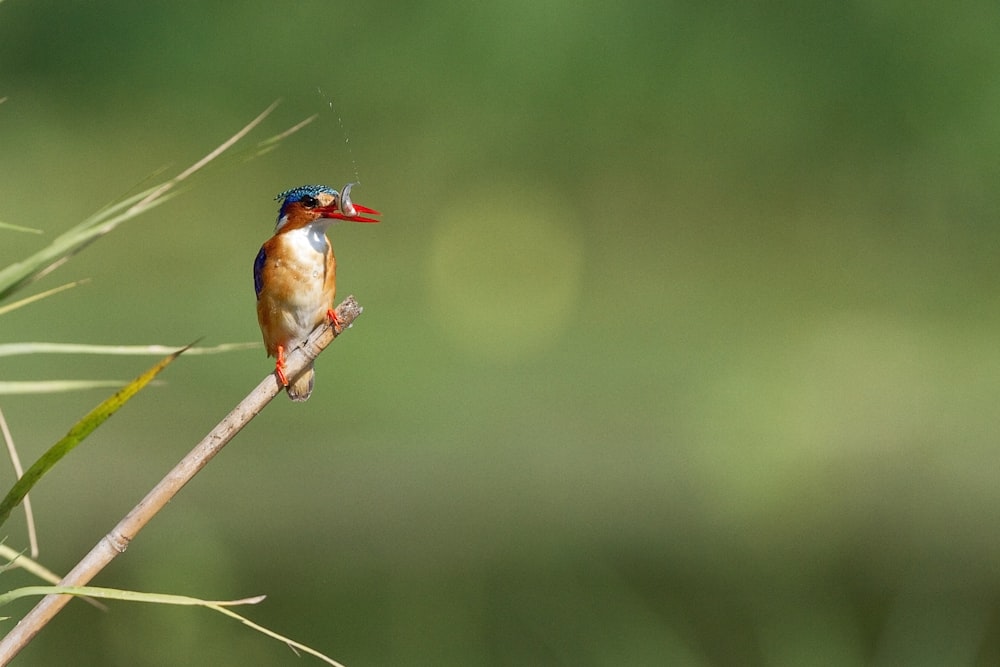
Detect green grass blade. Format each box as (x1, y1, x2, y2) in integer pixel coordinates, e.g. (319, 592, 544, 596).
(0, 545, 108, 611)
(0, 381, 134, 395)
(0, 103, 306, 304)
(0, 585, 346, 666)
(0, 221, 43, 234)
(0, 545, 70, 586)
(0, 280, 89, 317)
(0, 189, 171, 302)
(0, 347, 187, 526)
(0, 584, 265, 608)
(0, 341, 258, 358)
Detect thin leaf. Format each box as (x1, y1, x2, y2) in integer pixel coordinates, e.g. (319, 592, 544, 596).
(0, 186, 166, 302)
(0, 381, 133, 395)
(0, 347, 187, 526)
(0, 585, 346, 666)
(219, 114, 317, 166)
(128, 100, 280, 214)
(0, 545, 108, 611)
(0, 410, 37, 557)
(0, 221, 42, 234)
(255, 114, 318, 149)
(0, 102, 293, 303)
(210, 600, 348, 667)
(0, 280, 89, 317)
(0, 545, 68, 586)
(0, 585, 264, 608)
(0, 341, 258, 358)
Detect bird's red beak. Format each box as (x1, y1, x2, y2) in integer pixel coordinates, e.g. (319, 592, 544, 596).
(316, 203, 380, 223)
(316, 182, 381, 223)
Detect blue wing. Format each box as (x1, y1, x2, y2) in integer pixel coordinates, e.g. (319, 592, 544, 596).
(253, 247, 267, 298)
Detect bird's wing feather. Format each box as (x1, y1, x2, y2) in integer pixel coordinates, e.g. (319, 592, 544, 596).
(253, 246, 267, 298)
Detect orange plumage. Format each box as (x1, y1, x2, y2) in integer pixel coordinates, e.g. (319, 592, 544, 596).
(254, 184, 379, 401)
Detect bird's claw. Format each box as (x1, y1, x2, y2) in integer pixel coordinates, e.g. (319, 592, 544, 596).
(275, 345, 289, 386)
(326, 308, 342, 334)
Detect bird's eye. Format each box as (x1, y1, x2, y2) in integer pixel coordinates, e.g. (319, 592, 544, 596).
(300, 195, 318, 208)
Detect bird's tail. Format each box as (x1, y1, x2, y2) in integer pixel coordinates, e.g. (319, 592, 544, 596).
(286, 364, 315, 402)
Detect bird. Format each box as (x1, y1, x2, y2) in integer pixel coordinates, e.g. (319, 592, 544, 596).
(253, 183, 379, 401)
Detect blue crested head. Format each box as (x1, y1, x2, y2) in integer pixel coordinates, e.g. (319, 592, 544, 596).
(275, 184, 338, 217)
(270, 182, 379, 233)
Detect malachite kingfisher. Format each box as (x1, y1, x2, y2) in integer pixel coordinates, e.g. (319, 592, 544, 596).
(254, 183, 379, 401)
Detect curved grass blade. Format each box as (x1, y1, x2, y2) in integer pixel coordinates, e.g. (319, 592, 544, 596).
(0, 585, 264, 609)
(0, 545, 107, 611)
(0, 186, 170, 302)
(0, 102, 298, 303)
(0, 280, 89, 318)
(0, 585, 346, 666)
(0, 346, 189, 527)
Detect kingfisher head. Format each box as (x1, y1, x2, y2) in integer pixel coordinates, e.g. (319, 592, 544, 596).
(273, 183, 380, 233)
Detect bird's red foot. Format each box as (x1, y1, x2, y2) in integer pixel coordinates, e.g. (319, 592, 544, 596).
(326, 308, 342, 334)
(274, 345, 289, 386)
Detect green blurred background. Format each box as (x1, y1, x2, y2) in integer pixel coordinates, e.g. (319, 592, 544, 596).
(3, 1, 1000, 665)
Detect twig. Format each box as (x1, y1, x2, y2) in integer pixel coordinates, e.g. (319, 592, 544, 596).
(0, 296, 363, 664)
